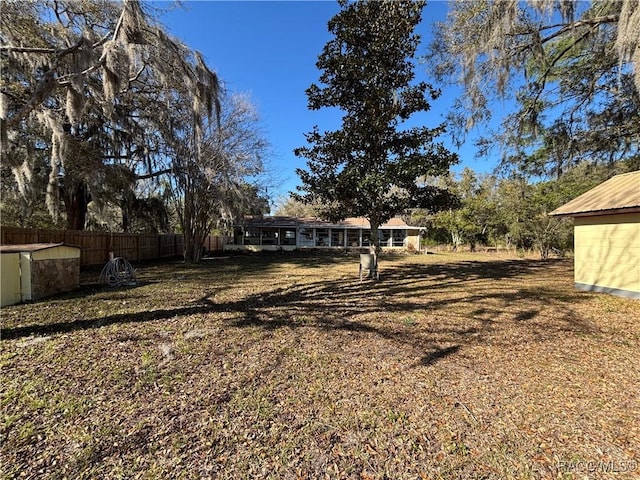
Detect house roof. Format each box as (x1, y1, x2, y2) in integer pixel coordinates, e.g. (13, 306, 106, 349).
(242, 216, 418, 229)
(549, 171, 640, 217)
(0, 242, 79, 253)
(339, 217, 413, 228)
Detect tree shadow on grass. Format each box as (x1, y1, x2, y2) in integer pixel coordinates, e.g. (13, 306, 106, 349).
(2, 258, 596, 366)
(419, 345, 461, 366)
(202, 250, 357, 270)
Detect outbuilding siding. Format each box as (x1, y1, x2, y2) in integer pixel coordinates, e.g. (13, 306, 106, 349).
(1, 253, 22, 307)
(550, 171, 640, 299)
(573, 213, 640, 299)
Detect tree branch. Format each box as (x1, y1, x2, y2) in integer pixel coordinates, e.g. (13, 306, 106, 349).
(509, 14, 620, 45)
(135, 168, 172, 180)
(521, 25, 597, 124)
(0, 39, 83, 55)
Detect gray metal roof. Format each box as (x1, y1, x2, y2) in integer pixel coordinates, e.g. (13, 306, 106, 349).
(0, 243, 79, 253)
(549, 171, 640, 217)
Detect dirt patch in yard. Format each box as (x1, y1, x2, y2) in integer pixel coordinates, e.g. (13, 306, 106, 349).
(2, 252, 638, 479)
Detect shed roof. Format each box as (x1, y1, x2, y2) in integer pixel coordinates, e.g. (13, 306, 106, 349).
(549, 171, 640, 217)
(0, 243, 79, 253)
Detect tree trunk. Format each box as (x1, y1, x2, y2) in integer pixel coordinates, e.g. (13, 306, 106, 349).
(63, 182, 90, 230)
(183, 224, 206, 263)
(183, 232, 197, 263)
(121, 204, 130, 233)
(451, 231, 461, 251)
(368, 217, 380, 279)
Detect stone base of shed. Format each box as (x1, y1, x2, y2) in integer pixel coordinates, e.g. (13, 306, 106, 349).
(30, 258, 80, 300)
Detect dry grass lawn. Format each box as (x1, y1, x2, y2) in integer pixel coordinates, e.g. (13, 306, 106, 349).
(1, 251, 639, 479)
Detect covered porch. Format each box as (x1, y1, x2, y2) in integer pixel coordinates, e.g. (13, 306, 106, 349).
(224, 216, 421, 252)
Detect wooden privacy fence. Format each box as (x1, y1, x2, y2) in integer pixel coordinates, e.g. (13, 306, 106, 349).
(0, 227, 225, 266)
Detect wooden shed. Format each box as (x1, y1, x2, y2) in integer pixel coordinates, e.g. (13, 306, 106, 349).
(550, 171, 640, 299)
(0, 243, 81, 307)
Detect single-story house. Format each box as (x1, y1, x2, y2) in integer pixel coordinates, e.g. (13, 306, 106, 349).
(0, 243, 81, 306)
(549, 170, 640, 299)
(224, 216, 423, 252)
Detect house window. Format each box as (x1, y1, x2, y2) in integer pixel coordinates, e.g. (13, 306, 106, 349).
(378, 229, 391, 247)
(244, 229, 260, 245)
(316, 228, 329, 246)
(347, 230, 360, 247)
(331, 229, 345, 247)
(261, 229, 277, 245)
(281, 229, 296, 246)
(299, 228, 314, 247)
(392, 230, 406, 247)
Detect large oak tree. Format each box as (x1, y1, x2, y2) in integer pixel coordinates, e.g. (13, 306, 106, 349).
(1, 0, 219, 229)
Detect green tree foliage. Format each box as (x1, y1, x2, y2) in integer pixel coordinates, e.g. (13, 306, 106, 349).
(429, 0, 639, 177)
(430, 169, 501, 251)
(423, 162, 636, 258)
(294, 0, 458, 257)
(495, 177, 572, 258)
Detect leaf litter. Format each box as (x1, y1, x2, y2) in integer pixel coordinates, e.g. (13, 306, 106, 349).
(1, 252, 638, 479)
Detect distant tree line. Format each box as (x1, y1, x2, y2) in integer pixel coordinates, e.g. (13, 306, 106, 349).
(406, 160, 639, 258)
(275, 159, 638, 259)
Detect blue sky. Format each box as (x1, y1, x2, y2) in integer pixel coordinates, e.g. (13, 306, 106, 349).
(156, 0, 495, 205)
